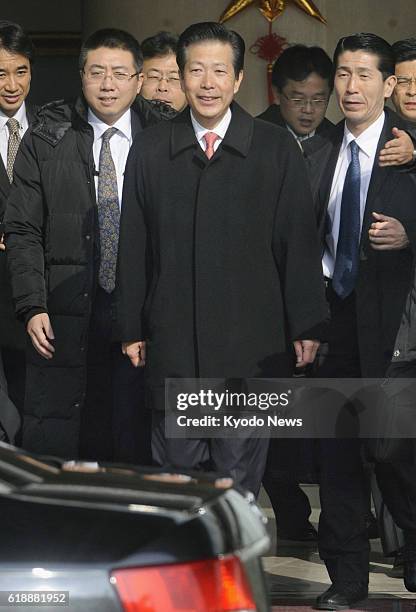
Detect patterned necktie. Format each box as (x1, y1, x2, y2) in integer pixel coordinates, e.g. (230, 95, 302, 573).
(6, 118, 21, 183)
(332, 140, 361, 299)
(97, 127, 119, 293)
(203, 132, 219, 160)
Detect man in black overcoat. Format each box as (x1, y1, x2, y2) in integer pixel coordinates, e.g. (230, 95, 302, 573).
(4, 28, 175, 461)
(117, 22, 328, 498)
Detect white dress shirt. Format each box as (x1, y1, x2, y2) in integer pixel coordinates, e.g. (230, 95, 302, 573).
(191, 108, 232, 154)
(88, 108, 133, 209)
(322, 111, 385, 279)
(0, 102, 29, 170)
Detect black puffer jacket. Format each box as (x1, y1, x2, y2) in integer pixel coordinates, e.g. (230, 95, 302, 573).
(4, 95, 175, 456)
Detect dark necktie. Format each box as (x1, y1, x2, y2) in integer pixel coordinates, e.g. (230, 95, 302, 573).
(332, 140, 361, 299)
(203, 132, 219, 159)
(97, 127, 119, 293)
(6, 118, 21, 183)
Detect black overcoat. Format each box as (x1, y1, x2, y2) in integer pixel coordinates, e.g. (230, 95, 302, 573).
(4, 95, 173, 455)
(307, 108, 416, 377)
(116, 103, 328, 410)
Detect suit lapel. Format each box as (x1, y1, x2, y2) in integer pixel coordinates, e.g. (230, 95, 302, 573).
(0, 159, 9, 199)
(360, 112, 394, 249)
(315, 122, 343, 216)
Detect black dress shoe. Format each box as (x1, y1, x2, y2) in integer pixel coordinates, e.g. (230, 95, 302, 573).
(404, 559, 416, 592)
(389, 549, 404, 578)
(277, 521, 318, 542)
(315, 583, 368, 610)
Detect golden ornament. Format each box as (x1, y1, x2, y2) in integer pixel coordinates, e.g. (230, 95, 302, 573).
(220, 0, 326, 25)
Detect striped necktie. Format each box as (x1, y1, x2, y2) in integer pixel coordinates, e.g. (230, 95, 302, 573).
(6, 118, 21, 183)
(203, 132, 219, 160)
(97, 127, 119, 293)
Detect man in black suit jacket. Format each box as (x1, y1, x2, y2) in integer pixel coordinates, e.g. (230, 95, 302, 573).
(258, 45, 334, 153)
(307, 33, 416, 610)
(257, 44, 335, 544)
(0, 21, 36, 438)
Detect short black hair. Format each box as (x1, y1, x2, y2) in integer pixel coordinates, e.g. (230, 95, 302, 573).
(0, 20, 34, 65)
(334, 33, 394, 80)
(392, 38, 416, 65)
(177, 22, 245, 77)
(79, 28, 143, 72)
(271, 45, 333, 91)
(142, 31, 178, 60)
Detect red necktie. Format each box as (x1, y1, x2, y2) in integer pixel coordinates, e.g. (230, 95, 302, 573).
(203, 132, 219, 160)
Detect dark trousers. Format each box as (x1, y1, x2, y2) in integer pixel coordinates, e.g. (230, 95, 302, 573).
(375, 361, 416, 549)
(314, 286, 369, 585)
(152, 411, 269, 496)
(79, 287, 151, 465)
(262, 473, 312, 533)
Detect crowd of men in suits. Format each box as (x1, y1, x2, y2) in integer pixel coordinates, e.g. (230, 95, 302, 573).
(1, 17, 416, 610)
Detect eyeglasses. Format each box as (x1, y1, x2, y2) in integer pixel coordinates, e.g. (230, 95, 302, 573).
(396, 76, 416, 89)
(145, 72, 181, 88)
(281, 92, 328, 108)
(83, 69, 139, 82)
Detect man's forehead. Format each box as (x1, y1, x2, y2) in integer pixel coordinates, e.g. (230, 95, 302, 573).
(336, 50, 380, 70)
(0, 49, 30, 68)
(85, 47, 135, 66)
(185, 40, 233, 62)
(284, 74, 330, 92)
(395, 59, 416, 74)
(143, 53, 178, 69)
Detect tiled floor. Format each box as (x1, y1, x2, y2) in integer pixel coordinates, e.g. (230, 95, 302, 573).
(260, 485, 416, 611)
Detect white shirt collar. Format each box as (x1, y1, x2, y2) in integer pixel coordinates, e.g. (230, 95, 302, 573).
(87, 107, 132, 142)
(340, 111, 385, 158)
(0, 102, 27, 131)
(286, 124, 316, 142)
(190, 108, 232, 143)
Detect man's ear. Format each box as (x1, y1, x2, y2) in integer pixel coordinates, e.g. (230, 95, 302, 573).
(384, 74, 397, 100)
(272, 86, 280, 105)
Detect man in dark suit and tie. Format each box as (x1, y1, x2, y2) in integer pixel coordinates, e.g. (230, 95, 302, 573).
(0, 21, 36, 435)
(308, 33, 416, 609)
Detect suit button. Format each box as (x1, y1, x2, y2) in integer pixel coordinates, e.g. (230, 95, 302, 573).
(393, 350, 401, 357)
(85, 234, 91, 240)
(74, 402, 80, 408)
(83, 292, 88, 298)
(80, 346, 85, 352)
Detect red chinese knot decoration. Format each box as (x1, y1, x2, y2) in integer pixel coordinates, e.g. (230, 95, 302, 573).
(250, 28, 288, 103)
(219, 0, 327, 104)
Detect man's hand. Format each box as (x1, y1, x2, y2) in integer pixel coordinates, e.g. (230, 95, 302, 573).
(293, 339, 320, 368)
(379, 127, 414, 166)
(122, 340, 146, 367)
(0, 234, 5, 251)
(369, 212, 409, 250)
(27, 313, 55, 359)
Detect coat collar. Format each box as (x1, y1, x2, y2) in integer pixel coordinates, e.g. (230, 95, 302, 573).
(170, 101, 254, 159)
(32, 94, 175, 147)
